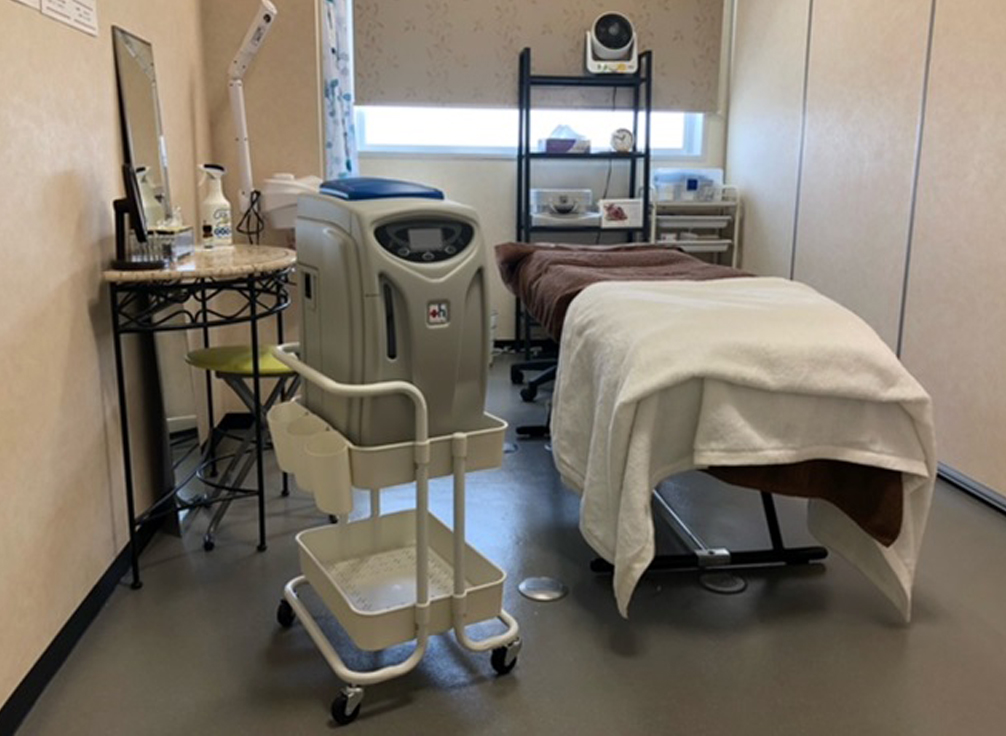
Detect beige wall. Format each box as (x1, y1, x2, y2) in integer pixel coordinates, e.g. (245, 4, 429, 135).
(0, 0, 211, 705)
(793, 0, 931, 348)
(725, 0, 810, 278)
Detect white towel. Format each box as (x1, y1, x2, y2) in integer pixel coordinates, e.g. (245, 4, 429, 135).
(551, 277, 936, 620)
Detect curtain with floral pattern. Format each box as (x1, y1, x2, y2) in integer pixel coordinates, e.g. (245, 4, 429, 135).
(321, 0, 358, 180)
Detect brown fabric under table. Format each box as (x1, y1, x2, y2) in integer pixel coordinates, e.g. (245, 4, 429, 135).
(494, 242, 903, 546)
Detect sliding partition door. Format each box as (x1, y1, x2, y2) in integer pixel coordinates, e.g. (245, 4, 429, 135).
(900, 0, 1006, 500)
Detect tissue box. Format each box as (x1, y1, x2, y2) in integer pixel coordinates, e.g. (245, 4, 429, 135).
(540, 138, 591, 154)
(599, 199, 643, 229)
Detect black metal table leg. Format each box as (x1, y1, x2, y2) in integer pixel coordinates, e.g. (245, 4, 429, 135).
(110, 285, 142, 590)
(249, 275, 267, 552)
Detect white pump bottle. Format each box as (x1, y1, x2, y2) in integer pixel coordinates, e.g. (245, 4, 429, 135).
(199, 164, 232, 247)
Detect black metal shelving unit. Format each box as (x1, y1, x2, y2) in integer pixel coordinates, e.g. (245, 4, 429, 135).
(514, 46, 653, 360)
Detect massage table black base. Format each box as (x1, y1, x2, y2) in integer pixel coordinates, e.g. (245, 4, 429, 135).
(589, 491, 828, 586)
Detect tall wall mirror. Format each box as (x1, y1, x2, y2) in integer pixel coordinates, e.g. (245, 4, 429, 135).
(112, 26, 200, 509)
(113, 26, 172, 225)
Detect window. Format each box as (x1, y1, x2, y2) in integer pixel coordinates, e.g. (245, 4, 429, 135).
(356, 106, 703, 157)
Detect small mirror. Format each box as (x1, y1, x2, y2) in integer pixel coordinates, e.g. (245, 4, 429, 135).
(113, 26, 171, 225)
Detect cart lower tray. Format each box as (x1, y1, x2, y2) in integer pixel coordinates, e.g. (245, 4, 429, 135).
(298, 510, 506, 651)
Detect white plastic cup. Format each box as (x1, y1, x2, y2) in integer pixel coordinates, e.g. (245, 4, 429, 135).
(285, 413, 330, 481)
(303, 430, 354, 516)
(266, 402, 310, 471)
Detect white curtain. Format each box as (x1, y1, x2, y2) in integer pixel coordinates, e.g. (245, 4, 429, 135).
(321, 0, 358, 180)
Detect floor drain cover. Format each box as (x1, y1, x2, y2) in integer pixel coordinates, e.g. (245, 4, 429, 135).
(518, 576, 569, 602)
(698, 571, 748, 595)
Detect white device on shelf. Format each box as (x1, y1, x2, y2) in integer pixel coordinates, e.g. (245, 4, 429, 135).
(260, 173, 323, 230)
(529, 188, 593, 215)
(586, 12, 638, 74)
(229, 0, 277, 216)
(529, 188, 600, 227)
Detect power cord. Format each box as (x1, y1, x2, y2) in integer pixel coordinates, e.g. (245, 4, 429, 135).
(236, 189, 265, 244)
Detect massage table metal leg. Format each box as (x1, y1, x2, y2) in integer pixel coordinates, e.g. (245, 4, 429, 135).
(589, 492, 828, 583)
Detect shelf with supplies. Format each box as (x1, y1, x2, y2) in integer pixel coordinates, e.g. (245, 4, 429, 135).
(649, 186, 742, 268)
(515, 46, 654, 358)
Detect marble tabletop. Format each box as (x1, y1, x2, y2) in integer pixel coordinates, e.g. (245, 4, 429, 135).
(104, 244, 296, 284)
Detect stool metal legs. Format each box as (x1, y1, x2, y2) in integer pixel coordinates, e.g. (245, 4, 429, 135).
(198, 372, 300, 551)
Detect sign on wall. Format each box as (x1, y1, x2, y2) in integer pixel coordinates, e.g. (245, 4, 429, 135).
(8, 0, 98, 36)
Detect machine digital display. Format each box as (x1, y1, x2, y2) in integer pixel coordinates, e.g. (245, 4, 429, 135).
(408, 228, 443, 252)
(374, 218, 474, 263)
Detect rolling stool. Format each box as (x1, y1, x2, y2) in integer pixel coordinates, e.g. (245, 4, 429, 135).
(186, 345, 301, 551)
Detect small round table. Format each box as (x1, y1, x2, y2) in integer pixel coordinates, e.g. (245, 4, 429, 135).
(105, 245, 296, 588)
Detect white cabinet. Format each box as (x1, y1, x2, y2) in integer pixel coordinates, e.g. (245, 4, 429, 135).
(649, 186, 742, 268)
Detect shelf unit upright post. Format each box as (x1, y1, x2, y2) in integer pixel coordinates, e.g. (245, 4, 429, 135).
(514, 47, 653, 357)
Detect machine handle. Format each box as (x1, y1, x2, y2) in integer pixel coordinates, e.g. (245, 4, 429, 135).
(271, 342, 430, 447)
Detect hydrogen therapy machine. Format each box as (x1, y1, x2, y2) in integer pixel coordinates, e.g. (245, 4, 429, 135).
(267, 178, 520, 725)
(296, 178, 492, 446)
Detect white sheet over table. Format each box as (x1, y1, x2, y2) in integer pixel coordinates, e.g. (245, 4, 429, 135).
(551, 277, 935, 620)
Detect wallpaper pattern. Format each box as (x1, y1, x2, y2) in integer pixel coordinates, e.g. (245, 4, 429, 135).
(354, 0, 723, 111)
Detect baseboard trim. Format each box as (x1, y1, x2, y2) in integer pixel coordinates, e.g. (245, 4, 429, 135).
(0, 517, 163, 735)
(939, 463, 1006, 518)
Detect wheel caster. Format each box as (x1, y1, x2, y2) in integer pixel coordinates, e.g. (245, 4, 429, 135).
(520, 385, 538, 402)
(490, 639, 521, 676)
(276, 599, 295, 628)
(332, 686, 363, 726)
(203, 536, 215, 552)
(510, 367, 524, 385)
(328, 514, 339, 524)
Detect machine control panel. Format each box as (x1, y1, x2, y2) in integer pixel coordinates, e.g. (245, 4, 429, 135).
(374, 218, 474, 264)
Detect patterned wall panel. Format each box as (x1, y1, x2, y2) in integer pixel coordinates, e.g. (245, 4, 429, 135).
(354, 0, 723, 111)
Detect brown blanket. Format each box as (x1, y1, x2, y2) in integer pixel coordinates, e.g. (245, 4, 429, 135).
(494, 241, 903, 546)
(495, 242, 747, 341)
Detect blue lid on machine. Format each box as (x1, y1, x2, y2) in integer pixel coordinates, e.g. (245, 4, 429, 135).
(319, 177, 445, 201)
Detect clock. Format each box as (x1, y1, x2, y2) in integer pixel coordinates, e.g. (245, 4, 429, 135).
(610, 127, 634, 153)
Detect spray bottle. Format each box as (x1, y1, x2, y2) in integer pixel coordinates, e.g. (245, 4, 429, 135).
(199, 164, 232, 247)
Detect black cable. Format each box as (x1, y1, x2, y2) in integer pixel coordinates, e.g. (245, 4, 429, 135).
(236, 189, 266, 244)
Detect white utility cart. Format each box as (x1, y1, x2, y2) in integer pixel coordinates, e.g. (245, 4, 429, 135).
(268, 344, 521, 726)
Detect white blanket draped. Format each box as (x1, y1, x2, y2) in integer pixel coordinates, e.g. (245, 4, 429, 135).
(551, 277, 936, 620)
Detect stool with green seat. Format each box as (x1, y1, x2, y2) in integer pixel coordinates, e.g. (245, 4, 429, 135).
(186, 344, 301, 551)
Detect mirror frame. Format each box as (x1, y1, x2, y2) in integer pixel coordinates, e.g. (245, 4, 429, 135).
(112, 26, 173, 221)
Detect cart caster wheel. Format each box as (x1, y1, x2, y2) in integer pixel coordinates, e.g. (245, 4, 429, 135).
(276, 599, 295, 628)
(203, 536, 215, 552)
(332, 688, 363, 726)
(510, 367, 524, 385)
(520, 385, 538, 402)
(328, 514, 339, 524)
(491, 644, 519, 676)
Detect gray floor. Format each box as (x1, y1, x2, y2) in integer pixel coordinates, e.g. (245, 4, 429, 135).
(18, 355, 1006, 735)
